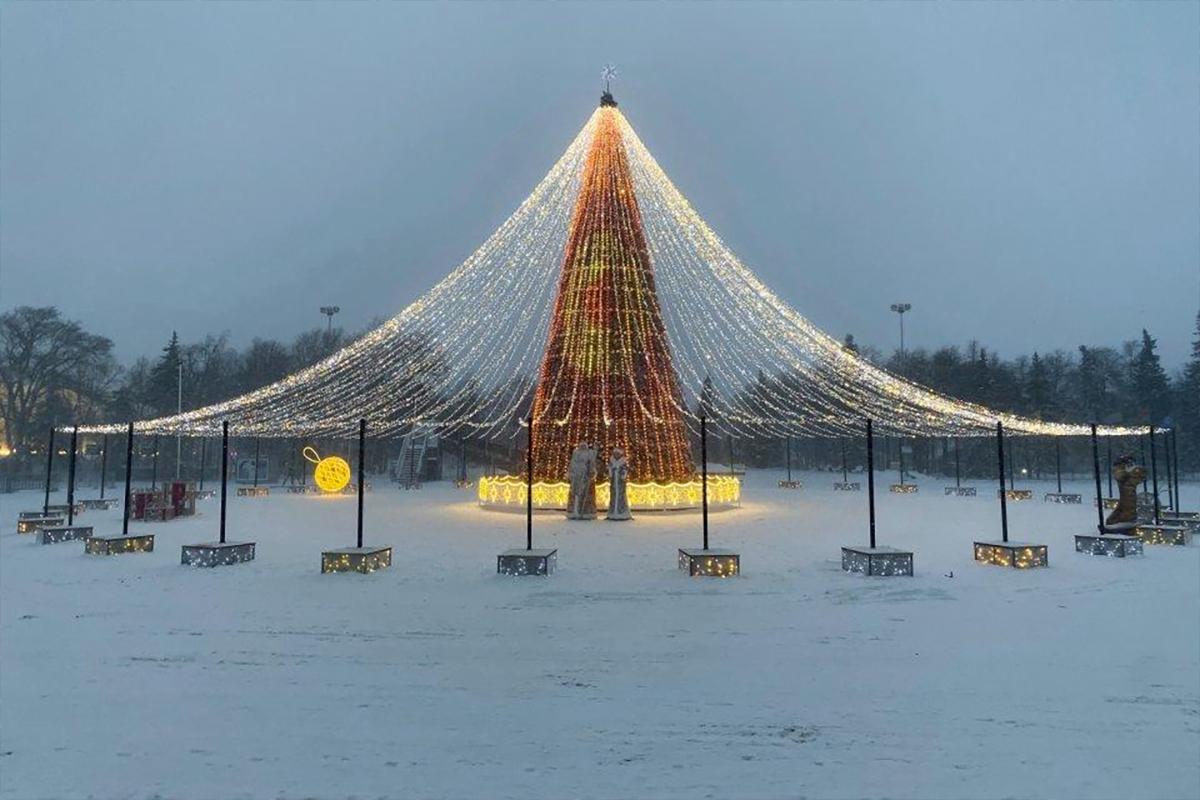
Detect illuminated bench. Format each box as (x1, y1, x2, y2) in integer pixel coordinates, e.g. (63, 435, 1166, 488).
(16, 515, 64, 534)
(973, 541, 1048, 569)
(841, 545, 913, 576)
(181, 542, 256, 567)
(80, 498, 119, 510)
(833, 482, 861, 491)
(38, 525, 94, 545)
(1133, 524, 1192, 547)
(321, 546, 392, 574)
(678, 548, 739, 577)
(497, 548, 557, 576)
(945, 487, 976, 497)
(1044, 493, 1083, 504)
(1074, 533, 1141, 558)
(998, 489, 1033, 501)
(237, 486, 270, 497)
(86, 534, 155, 555)
(889, 484, 918, 494)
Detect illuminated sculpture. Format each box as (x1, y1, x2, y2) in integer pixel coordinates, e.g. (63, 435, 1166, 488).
(73, 88, 1143, 490)
(606, 447, 632, 521)
(304, 447, 351, 493)
(1104, 455, 1145, 529)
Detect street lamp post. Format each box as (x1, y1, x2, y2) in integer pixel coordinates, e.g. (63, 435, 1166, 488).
(175, 362, 182, 480)
(319, 306, 341, 334)
(890, 303, 912, 361)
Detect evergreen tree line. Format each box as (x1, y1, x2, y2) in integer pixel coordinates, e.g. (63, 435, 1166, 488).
(2, 305, 1197, 483)
(734, 318, 1199, 479)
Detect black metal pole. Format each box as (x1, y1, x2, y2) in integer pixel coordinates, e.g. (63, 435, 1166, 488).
(996, 421, 1009, 543)
(42, 425, 55, 515)
(151, 434, 159, 490)
(954, 437, 961, 488)
(701, 415, 709, 551)
(1173, 429, 1181, 512)
(67, 426, 78, 525)
(253, 437, 261, 488)
(460, 439, 467, 482)
(1091, 424, 1105, 534)
(219, 422, 229, 544)
(357, 419, 366, 549)
(1007, 442, 1015, 490)
(1106, 439, 1113, 497)
(1139, 436, 1148, 491)
(1149, 424, 1160, 525)
(866, 419, 876, 549)
(841, 438, 848, 483)
(1163, 431, 1174, 510)
(122, 422, 134, 537)
(898, 439, 905, 486)
(785, 436, 792, 482)
(525, 416, 533, 550)
(99, 434, 108, 498)
(1055, 438, 1062, 493)
(728, 436, 734, 476)
(198, 437, 207, 492)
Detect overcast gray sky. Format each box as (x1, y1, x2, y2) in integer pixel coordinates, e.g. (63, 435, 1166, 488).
(2, 2, 1196, 368)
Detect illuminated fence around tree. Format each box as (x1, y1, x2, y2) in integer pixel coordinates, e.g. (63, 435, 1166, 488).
(477, 474, 740, 511)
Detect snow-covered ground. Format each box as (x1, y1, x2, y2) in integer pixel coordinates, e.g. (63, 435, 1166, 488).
(2, 470, 1197, 800)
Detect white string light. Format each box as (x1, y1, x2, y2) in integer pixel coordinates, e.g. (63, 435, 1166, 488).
(72, 105, 1140, 441)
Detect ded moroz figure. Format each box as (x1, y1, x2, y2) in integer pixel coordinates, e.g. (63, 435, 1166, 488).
(606, 447, 632, 521)
(567, 441, 598, 520)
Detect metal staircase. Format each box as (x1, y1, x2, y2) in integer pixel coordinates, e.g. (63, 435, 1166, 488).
(397, 428, 430, 489)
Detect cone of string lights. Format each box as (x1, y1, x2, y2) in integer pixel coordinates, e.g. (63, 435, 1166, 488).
(842, 420, 913, 577)
(321, 419, 392, 574)
(65, 87, 1143, 498)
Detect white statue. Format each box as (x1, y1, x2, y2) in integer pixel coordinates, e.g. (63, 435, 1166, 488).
(567, 441, 598, 520)
(606, 447, 632, 521)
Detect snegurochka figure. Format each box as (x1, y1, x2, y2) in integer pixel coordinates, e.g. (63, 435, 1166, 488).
(606, 447, 632, 521)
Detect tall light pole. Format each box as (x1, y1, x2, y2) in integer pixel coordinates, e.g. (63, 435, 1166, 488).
(890, 303, 912, 361)
(175, 362, 182, 479)
(320, 305, 341, 334)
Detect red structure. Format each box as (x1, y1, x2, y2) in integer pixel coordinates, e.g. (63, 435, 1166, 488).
(530, 96, 694, 484)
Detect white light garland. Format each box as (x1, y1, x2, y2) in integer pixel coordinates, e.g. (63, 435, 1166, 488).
(73, 106, 1141, 441)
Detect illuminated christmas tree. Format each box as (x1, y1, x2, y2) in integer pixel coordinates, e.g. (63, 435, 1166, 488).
(529, 91, 694, 484)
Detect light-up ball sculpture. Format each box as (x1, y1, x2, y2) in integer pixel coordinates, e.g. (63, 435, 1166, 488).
(304, 447, 351, 493)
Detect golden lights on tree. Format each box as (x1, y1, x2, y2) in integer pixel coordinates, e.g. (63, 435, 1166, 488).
(530, 106, 694, 484)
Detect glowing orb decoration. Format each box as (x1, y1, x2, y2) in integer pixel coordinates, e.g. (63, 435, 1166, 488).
(303, 447, 351, 493)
